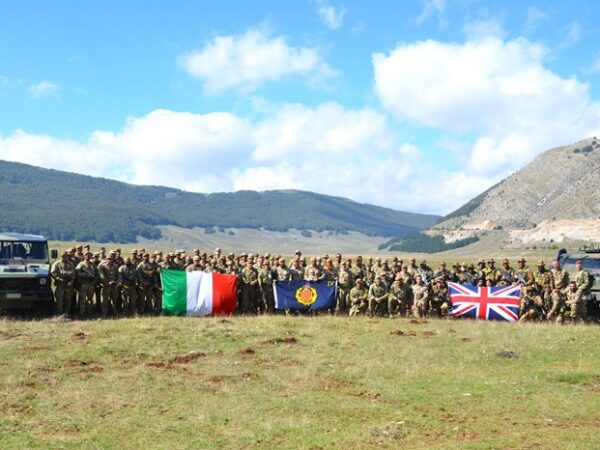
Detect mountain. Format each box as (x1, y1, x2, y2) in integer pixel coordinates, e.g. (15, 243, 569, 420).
(435, 137, 600, 231)
(0, 160, 440, 243)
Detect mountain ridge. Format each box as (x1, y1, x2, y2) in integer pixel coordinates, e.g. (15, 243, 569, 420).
(0, 159, 439, 243)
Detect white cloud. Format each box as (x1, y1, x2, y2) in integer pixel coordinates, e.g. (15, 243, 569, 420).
(416, 0, 447, 26)
(560, 21, 581, 48)
(462, 17, 506, 40)
(373, 36, 600, 178)
(317, 2, 347, 30)
(179, 27, 335, 94)
(27, 80, 61, 99)
(525, 6, 550, 33)
(0, 103, 479, 214)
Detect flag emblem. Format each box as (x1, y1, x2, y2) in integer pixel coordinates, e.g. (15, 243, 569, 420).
(295, 285, 318, 305)
(448, 282, 520, 322)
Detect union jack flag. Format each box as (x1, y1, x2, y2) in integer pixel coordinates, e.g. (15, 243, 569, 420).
(448, 282, 521, 322)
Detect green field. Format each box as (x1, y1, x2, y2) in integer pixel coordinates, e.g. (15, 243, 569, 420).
(1, 316, 599, 449)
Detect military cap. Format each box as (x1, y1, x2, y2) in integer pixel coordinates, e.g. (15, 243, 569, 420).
(75, 244, 83, 250)
(536, 259, 545, 266)
(107, 253, 115, 259)
(294, 249, 302, 255)
(264, 253, 271, 258)
(517, 257, 526, 263)
(115, 248, 122, 253)
(440, 261, 446, 266)
(278, 257, 285, 263)
(382, 259, 388, 265)
(60, 251, 69, 257)
(502, 258, 509, 264)
(131, 248, 138, 253)
(478, 258, 485, 264)
(435, 277, 445, 283)
(109, 250, 117, 255)
(300, 256, 306, 261)
(84, 251, 92, 256)
(420, 260, 427, 265)
(248, 253, 254, 258)
(310, 256, 317, 262)
(460, 261, 467, 267)
(355, 278, 364, 285)
(487, 258, 495, 263)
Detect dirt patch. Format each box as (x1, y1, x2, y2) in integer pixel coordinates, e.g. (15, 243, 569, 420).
(354, 391, 382, 402)
(370, 422, 407, 441)
(318, 377, 355, 391)
(169, 352, 206, 364)
(422, 331, 435, 337)
(409, 319, 428, 324)
(460, 337, 471, 342)
(72, 332, 88, 340)
(448, 329, 457, 333)
(0, 331, 22, 340)
(241, 372, 254, 381)
(453, 432, 480, 441)
(238, 347, 256, 356)
(262, 336, 298, 345)
(65, 359, 97, 367)
(78, 366, 104, 373)
(496, 350, 519, 359)
(390, 330, 417, 337)
(146, 362, 168, 369)
(218, 319, 233, 324)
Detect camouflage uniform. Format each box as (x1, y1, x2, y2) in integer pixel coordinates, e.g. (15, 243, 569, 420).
(75, 256, 97, 318)
(565, 286, 585, 324)
(118, 261, 139, 315)
(240, 265, 259, 314)
(388, 276, 410, 317)
(348, 283, 368, 316)
(137, 258, 158, 313)
(571, 269, 591, 294)
(51, 256, 76, 315)
(411, 283, 429, 318)
(258, 265, 275, 313)
(368, 279, 388, 317)
(98, 259, 119, 318)
(430, 281, 450, 317)
(519, 290, 543, 322)
(336, 263, 353, 315)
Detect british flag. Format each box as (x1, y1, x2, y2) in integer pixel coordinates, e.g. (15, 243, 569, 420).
(448, 282, 521, 322)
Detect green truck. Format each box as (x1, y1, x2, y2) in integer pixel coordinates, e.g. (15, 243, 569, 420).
(0, 233, 57, 314)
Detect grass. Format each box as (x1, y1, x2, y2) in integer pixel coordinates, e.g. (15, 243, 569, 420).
(1, 316, 599, 449)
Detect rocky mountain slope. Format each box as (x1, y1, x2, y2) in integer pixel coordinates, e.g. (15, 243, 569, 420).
(435, 137, 600, 232)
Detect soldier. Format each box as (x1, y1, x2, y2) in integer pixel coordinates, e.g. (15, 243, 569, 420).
(304, 257, 324, 282)
(72, 244, 84, 267)
(430, 278, 450, 317)
(289, 259, 304, 281)
(519, 286, 544, 322)
(186, 256, 204, 272)
(534, 260, 552, 296)
(418, 260, 434, 285)
(258, 260, 275, 313)
(570, 260, 592, 295)
(137, 253, 158, 314)
(368, 275, 388, 317)
(549, 259, 569, 315)
(75, 251, 97, 319)
(98, 253, 119, 318)
(240, 260, 259, 314)
(398, 264, 414, 286)
(484, 258, 502, 284)
(51, 251, 76, 316)
(92, 252, 103, 313)
(475, 259, 487, 284)
(388, 273, 410, 318)
(406, 258, 419, 277)
(456, 262, 474, 285)
(332, 253, 342, 272)
(350, 256, 366, 283)
(336, 259, 353, 315)
(498, 259, 516, 286)
(565, 280, 585, 324)
(411, 275, 429, 319)
(514, 258, 535, 287)
(321, 259, 336, 281)
(276, 258, 291, 282)
(376, 260, 393, 287)
(545, 284, 565, 323)
(348, 279, 368, 317)
(118, 257, 139, 316)
(433, 262, 452, 282)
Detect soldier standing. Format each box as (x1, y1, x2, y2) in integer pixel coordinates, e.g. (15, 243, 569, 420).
(304, 257, 325, 282)
(75, 251, 97, 319)
(119, 257, 139, 316)
(430, 278, 450, 317)
(276, 258, 291, 282)
(570, 260, 592, 295)
(514, 258, 535, 287)
(411, 275, 429, 319)
(240, 260, 259, 314)
(98, 254, 119, 318)
(336, 260, 353, 315)
(368, 275, 388, 317)
(258, 260, 275, 313)
(51, 251, 76, 316)
(137, 254, 158, 314)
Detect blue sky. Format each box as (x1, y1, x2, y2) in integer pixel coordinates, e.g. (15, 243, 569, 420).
(1, 0, 600, 214)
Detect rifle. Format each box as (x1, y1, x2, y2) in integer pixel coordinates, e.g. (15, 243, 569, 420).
(417, 268, 429, 288)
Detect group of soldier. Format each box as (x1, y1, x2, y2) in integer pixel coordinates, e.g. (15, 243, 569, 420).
(50, 245, 594, 323)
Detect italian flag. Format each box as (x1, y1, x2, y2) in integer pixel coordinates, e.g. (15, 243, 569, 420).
(161, 270, 237, 316)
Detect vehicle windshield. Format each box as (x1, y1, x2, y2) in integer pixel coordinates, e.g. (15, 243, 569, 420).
(0, 241, 49, 263)
(563, 257, 600, 271)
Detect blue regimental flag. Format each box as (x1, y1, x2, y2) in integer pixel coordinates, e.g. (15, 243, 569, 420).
(273, 279, 337, 310)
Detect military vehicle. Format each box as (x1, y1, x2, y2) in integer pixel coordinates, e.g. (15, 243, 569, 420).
(557, 246, 600, 322)
(0, 233, 57, 314)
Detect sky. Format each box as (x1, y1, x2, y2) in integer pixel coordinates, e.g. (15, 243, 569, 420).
(1, 0, 600, 215)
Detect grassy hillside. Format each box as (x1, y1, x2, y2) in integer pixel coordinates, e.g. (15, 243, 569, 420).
(1, 316, 599, 449)
(0, 160, 439, 243)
